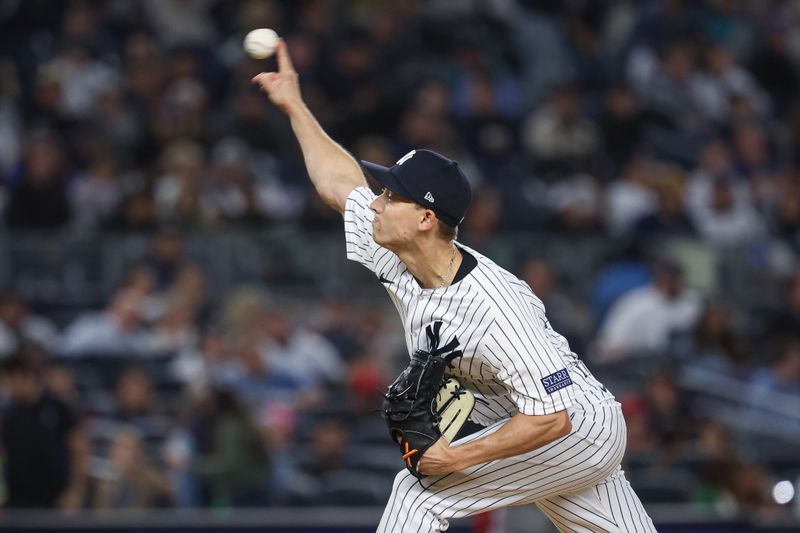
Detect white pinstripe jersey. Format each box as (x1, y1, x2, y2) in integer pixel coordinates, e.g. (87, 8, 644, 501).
(345, 187, 614, 426)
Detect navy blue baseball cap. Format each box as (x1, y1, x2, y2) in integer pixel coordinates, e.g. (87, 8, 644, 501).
(360, 149, 472, 227)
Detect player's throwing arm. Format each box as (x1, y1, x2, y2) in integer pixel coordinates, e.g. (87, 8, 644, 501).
(251, 37, 365, 213)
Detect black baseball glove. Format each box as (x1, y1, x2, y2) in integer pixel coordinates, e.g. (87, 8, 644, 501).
(381, 321, 475, 477)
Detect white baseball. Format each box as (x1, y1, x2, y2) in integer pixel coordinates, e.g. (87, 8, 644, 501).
(244, 28, 279, 60)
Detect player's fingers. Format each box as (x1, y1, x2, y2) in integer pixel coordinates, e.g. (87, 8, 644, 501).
(276, 39, 295, 73)
(251, 72, 273, 83)
(251, 72, 277, 88)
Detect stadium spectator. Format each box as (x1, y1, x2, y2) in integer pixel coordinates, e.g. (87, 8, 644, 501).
(692, 42, 770, 125)
(748, 19, 800, 115)
(606, 156, 659, 236)
(297, 416, 349, 479)
(0, 292, 58, 359)
(675, 303, 751, 375)
(0, 356, 88, 509)
(154, 140, 210, 227)
(728, 463, 784, 520)
(108, 367, 170, 440)
(731, 123, 774, 182)
(685, 139, 739, 203)
(5, 130, 71, 230)
(522, 83, 600, 175)
(149, 300, 198, 355)
(634, 170, 696, 237)
(92, 427, 173, 509)
(598, 84, 646, 176)
(202, 137, 261, 225)
(622, 372, 697, 456)
(171, 327, 228, 391)
(190, 389, 270, 508)
(596, 260, 702, 361)
(146, 230, 189, 289)
(690, 421, 742, 513)
(41, 41, 118, 121)
(631, 40, 706, 134)
(142, 0, 217, 49)
(67, 154, 123, 230)
(258, 310, 345, 390)
(229, 341, 310, 412)
(59, 289, 154, 357)
(44, 364, 80, 409)
(689, 177, 766, 246)
(546, 171, 603, 232)
(521, 257, 592, 353)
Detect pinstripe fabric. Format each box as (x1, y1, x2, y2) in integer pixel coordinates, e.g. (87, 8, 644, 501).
(376, 405, 657, 532)
(536, 467, 657, 533)
(343, 188, 655, 533)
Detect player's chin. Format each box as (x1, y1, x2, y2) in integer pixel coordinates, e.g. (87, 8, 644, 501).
(371, 223, 384, 244)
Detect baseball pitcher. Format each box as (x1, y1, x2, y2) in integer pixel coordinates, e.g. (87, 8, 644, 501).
(253, 40, 656, 533)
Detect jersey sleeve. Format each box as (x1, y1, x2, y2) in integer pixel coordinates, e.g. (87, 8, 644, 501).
(343, 186, 382, 272)
(481, 313, 575, 416)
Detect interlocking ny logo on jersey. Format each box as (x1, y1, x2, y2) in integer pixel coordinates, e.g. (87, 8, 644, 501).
(541, 369, 573, 395)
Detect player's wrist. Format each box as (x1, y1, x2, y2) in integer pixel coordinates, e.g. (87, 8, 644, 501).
(284, 97, 308, 119)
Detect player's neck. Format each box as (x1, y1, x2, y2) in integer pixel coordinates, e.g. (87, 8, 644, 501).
(399, 240, 463, 290)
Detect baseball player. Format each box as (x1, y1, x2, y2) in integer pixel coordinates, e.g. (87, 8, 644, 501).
(253, 40, 656, 533)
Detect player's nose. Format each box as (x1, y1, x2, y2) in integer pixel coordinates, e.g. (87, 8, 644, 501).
(370, 196, 384, 213)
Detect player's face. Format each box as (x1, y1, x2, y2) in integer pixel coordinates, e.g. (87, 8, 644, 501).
(370, 189, 422, 248)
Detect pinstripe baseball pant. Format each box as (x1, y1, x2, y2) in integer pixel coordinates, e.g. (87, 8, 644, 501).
(377, 402, 656, 532)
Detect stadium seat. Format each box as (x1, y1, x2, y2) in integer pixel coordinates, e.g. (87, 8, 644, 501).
(343, 445, 403, 477)
(629, 467, 697, 503)
(351, 417, 392, 445)
(318, 470, 392, 506)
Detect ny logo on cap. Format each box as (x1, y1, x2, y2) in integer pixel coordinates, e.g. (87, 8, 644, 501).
(424, 192, 435, 203)
(396, 150, 416, 166)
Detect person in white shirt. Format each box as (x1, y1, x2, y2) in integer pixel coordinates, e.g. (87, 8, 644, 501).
(596, 261, 702, 362)
(606, 156, 658, 236)
(258, 309, 345, 388)
(60, 289, 155, 357)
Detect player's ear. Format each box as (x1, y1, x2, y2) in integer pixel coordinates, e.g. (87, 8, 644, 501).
(418, 209, 437, 232)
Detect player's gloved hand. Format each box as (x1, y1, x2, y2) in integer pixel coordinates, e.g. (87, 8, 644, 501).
(251, 39, 301, 113)
(381, 322, 475, 478)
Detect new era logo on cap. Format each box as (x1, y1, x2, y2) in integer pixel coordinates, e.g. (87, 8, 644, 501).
(360, 149, 472, 227)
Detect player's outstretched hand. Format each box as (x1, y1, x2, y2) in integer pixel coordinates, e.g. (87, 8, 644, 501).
(251, 39, 301, 114)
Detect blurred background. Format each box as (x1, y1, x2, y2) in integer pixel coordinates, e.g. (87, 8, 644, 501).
(0, 0, 799, 531)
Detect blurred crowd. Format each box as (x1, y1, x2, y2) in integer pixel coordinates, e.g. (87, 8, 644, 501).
(1, 0, 800, 522)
